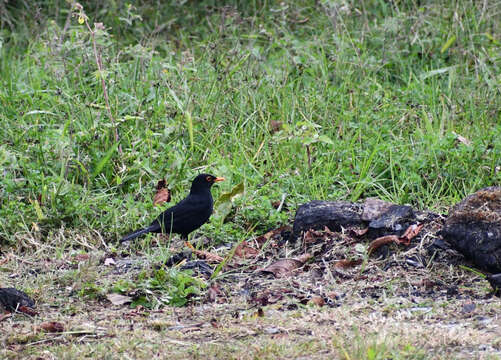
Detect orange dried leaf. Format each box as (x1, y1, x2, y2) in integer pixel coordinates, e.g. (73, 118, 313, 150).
(400, 223, 424, 243)
(153, 179, 171, 205)
(368, 235, 399, 254)
(308, 296, 325, 307)
(270, 120, 283, 133)
(18, 305, 38, 316)
(234, 241, 260, 258)
(350, 227, 369, 237)
(193, 249, 224, 263)
(40, 321, 64, 333)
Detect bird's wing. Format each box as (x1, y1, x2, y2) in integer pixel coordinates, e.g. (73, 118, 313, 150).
(153, 196, 211, 233)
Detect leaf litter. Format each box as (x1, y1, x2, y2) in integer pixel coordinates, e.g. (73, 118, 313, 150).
(1, 201, 500, 358)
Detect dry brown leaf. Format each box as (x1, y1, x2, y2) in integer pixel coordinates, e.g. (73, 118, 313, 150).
(323, 226, 336, 235)
(153, 179, 171, 205)
(350, 227, 369, 237)
(303, 228, 335, 245)
(255, 226, 292, 246)
(295, 253, 313, 263)
(72, 254, 90, 262)
(452, 131, 472, 146)
(0, 255, 9, 265)
(333, 259, 362, 269)
(193, 249, 224, 263)
(0, 313, 12, 322)
(106, 293, 132, 306)
(260, 254, 311, 278)
(207, 284, 223, 303)
(400, 223, 424, 244)
(308, 296, 325, 307)
(234, 241, 260, 258)
(326, 291, 340, 300)
(368, 235, 400, 254)
(270, 120, 283, 133)
(303, 229, 316, 244)
(291, 17, 309, 24)
(18, 305, 38, 316)
(40, 321, 64, 333)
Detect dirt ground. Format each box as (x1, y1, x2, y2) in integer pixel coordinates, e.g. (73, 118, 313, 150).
(1, 219, 500, 359)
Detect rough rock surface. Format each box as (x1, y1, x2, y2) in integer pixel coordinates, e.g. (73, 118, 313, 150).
(292, 200, 364, 242)
(292, 199, 426, 243)
(442, 186, 501, 273)
(0, 287, 35, 312)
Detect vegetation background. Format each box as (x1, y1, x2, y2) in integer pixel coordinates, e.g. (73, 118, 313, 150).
(1, 0, 499, 247)
(0, 0, 500, 358)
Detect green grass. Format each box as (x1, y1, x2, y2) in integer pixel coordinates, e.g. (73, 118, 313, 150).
(0, 0, 500, 248)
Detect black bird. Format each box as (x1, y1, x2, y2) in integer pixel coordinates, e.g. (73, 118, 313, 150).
(120, 174, 224, 243)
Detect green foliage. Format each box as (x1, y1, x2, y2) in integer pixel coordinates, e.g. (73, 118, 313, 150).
(214, 182, 245, 222)
(78, 282, 106, 300)
(333, 328, 428, 360)
(112, 268, 206, 308)
(0, 1, 500, 245)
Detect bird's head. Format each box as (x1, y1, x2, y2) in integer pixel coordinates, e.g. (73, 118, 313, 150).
(190, 173, 225, 193)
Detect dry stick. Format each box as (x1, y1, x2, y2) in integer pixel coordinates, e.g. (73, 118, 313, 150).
(84, 18, 122, 154)
(59, 6, 73, 46)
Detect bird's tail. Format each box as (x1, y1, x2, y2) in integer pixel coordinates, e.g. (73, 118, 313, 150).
(120, 225, 158, 243)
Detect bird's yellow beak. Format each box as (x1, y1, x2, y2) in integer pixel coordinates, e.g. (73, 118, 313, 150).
(214, 177, 225, 182)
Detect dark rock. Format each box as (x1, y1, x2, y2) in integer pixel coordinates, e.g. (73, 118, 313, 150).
(442, 186, 501, 272)
(0, 288, 35, 312)
(428, 238, 451, 251)
(180, 260, 213, 277)
(361, 198, 394, 221)
(292, 201, 364, 242)
(486, 273, 501, 297)
(368, 204, 415, 236)
(163, 250, 193, 267)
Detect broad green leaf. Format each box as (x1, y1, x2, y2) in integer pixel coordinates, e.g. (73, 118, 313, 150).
(215, 182, 244, 221)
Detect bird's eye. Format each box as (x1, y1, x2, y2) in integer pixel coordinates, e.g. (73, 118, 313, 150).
(206, 176, 212, 182)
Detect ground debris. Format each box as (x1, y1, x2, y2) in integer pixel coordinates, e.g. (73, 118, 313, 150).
(442, 186, 501, 272)
(0, 288, 36, 315)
